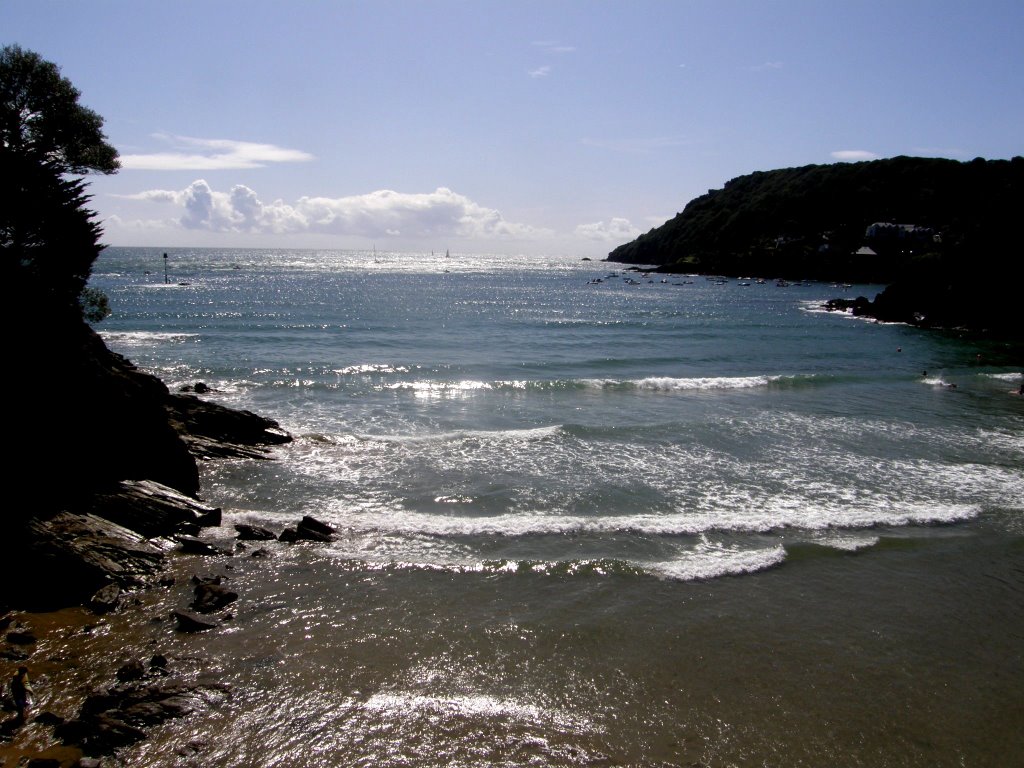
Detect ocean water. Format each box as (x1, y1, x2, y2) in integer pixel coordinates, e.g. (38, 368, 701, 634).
(65, 247, 1024, 765)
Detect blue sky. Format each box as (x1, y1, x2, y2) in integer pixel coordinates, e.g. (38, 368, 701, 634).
(3, 1, 1023, 256)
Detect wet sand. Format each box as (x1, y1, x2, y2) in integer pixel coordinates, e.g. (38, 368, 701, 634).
(5, 517, 1022, 767)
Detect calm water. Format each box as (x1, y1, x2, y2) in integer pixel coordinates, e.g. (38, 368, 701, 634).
(45, 247, 1024, 765)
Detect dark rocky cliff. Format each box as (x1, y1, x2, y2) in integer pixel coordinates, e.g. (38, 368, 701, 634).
(1, 317, 291, 609)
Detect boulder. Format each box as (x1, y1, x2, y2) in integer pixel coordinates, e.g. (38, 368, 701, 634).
(89, 584, 121, 614)
(7, 629, 38, 645)
(278, 516, 336, 544)
(115, 659, 146, 682)
(191, 583, 238, 614)
(299, 516, 335, 536)
(234, 524, 277, 541)
(177, 536, 228, 557)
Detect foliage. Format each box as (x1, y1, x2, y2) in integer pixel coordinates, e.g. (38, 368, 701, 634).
(0, 44, 119, 319)
(80, 286, 111, 323)
(0, 44, 119, 175)
(608, 156, 1024, 283)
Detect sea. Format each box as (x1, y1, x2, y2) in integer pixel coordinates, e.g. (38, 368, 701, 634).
(37, 247, 1024, 765)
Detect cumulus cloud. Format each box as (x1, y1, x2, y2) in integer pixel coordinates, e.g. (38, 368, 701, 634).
(574, 218, 642, 242)
(120, 135, 314, 171)
(831, 149, 880, 162)
(529, 65, 552, 78)
(115, 181, 548, 240)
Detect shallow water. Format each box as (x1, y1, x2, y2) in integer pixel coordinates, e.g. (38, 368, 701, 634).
(44, 246, 1024, 765)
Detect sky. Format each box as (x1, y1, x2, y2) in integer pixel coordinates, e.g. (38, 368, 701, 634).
(3, 0, 1023, 257)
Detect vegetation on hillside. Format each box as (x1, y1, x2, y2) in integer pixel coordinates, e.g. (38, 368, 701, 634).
(608, 156, 1024, 285)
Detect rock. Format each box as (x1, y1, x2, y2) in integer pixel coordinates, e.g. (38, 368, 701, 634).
(278, 517, 336, 544)
(6, 322, 201, 511)
(57, 712, 149, 753)
(172, 611, 218, 632)
(15, 512, 165, 609)
(234, 524, 277, 541)
(250, 548, 270, 558)
(59, 679, 231, 756)
(165, 393, 291, 461)
(7, 629, 37, 645)
(77, 759, 102, 768)
(34, 710, 66, 726)
(89, 584, 121, 614)
(196, 507, 222, 527)
(190, 573, 222, 585)
(84, 480, 222, 538)
(176, 536, 228, 557)
(149, 654, 168, 669)
(191, 583, 238, 614)
(296, 527, 333, 543)
(115, 660, 146, 682)
(299, 516, 335, 536)
(23, 746, 87, 768)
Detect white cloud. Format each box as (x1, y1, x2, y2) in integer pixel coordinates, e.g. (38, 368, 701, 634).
(749, 61, 784, 71)
(831, 149, 880, 162)
(114, 181, 549, 240)
(120, 135, 314, 171)
(529, 65, 552, 78)
(574, 218, 642, 242)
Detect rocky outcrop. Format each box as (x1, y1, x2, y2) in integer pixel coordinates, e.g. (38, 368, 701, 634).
(82, 480, 222, 539)
(10, 513, 167, 609)
(279, 515, 336, 544)
(234, 523, 277, 541)
(7, 322, 202, 506)
(55, 668, 230, 755)
(824, 274, 1018, 336)
(165, 393, 291, 460)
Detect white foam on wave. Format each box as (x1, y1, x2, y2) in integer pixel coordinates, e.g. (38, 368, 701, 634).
(100, 331, 199, 347)
(635, 375, 779, 390)
(335, 363, 410, 375)
(578, 375, 787, 391)
(812, 533, 881, 552)
(383, 379, 500, 395)
(311, 498, 982, 539)
(798, 299, 838, 315)
(647, 542, 787, 581)
(363, 424, 562, 445)
(982, 372, 1023, 382)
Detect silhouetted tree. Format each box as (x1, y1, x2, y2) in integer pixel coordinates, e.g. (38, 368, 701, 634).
(0, 44, 118, 175)
(0, 44, 119, 319)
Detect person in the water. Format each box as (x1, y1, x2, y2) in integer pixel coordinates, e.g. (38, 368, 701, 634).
(10, 666, 32, 722)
